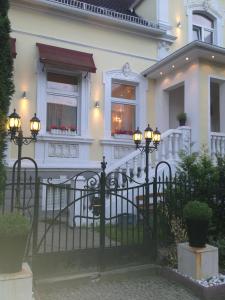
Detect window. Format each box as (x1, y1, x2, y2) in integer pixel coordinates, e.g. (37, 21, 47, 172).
(46, 73, 80, 134)
(111, 81, 136, 136)
(192, 12, 214, 44)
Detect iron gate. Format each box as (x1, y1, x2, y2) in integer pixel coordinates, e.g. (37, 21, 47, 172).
(4, 157, 172, 271)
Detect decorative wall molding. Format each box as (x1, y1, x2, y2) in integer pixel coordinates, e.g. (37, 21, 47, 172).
(114, 145, 134, 160)
(122, 62, 132, 77)
(185, 0, 223, 19)
(157, 41, 171, 59)
(48, 143, 79, 158)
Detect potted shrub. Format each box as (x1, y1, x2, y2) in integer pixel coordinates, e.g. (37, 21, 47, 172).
(177, 112, 187, 126)
(0, 213, 30, 273)
(183, 201, 212, 248)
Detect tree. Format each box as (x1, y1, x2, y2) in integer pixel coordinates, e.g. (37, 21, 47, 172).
(0, 0, 14, 201)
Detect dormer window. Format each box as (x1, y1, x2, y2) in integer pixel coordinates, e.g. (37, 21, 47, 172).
(192, 12, 214, 44)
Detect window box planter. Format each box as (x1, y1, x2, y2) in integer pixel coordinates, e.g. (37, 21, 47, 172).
(50, 129, 77, 135)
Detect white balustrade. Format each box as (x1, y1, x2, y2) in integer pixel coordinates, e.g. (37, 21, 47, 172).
(211, 132, 225, 161)
(47, 0, 159, 29)
(104, 127, 191, 181)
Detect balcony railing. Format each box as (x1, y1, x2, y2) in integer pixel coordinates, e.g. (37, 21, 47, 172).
(46, 0, 160, 29)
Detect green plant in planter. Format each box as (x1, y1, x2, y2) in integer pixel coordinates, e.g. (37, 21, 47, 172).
(177, 112, 187, 126)
(184, 201, 212, 248)
(0, 213, 30, 273)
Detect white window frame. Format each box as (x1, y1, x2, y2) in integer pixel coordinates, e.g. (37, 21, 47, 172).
(103, 66, 148, 140)
(186, 3, 224, 46)
(111, 80, 137, 137)
(192, 12, 215, 44)
(37, 62, 90, 138)
(46, 72, 81, 135)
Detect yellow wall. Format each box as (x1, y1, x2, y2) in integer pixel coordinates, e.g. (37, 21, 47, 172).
(136, 0, 157, 22)
(169, 0, 189, 53)
(9, 4, 158, 162)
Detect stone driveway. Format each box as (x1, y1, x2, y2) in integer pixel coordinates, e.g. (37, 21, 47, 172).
(35, 265, 200, 300)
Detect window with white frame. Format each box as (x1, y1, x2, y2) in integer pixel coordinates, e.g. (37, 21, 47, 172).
(111, 81, 136, 136)
(192, 12, 214, 44)
(46, 72, 80, 134)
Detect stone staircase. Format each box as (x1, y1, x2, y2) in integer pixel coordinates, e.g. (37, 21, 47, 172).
(105, 126, 192, 183)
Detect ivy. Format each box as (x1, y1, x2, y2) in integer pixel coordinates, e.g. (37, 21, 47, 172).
(0, 0, 14, 202)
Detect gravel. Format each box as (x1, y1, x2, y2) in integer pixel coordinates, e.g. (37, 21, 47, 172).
(36, 271, 200, 300)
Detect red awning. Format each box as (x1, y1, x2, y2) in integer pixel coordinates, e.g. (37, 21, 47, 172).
(10, 38, 17, 58)
(36, 43, 96, 73)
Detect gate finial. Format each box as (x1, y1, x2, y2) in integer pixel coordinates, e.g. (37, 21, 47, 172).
(101, 156, 107, 172)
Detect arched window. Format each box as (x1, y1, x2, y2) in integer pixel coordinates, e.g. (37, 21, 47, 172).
(192, 12, 214, 44)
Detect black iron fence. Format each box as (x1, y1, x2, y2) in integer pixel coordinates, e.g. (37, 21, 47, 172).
(4, 157, 225, 268)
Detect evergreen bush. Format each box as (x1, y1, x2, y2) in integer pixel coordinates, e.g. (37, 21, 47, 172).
(0, 0, 14, 203)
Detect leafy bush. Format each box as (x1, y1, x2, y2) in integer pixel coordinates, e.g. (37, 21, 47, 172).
(0, 213, 30, 237)
(0, 0, 14, 204)
(183, 201, 212, 221)
(162, 151, 225, 268)
(177, 112, 187, 122)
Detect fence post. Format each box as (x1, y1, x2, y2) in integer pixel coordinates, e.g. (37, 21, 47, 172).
(152, 177, 158, 259)
(32, 177, 40, 255)
(100, 157, 106, 250)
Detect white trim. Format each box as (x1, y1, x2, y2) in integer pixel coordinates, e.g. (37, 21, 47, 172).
(208, 74, 225, 152)
(36, 63, 90, 138)
(103, 64, 148, 139)
(186, 1, 224, 46)
(6, 159, 100, 170)
(103, 64, 147, 162)
(100, 138, 134, 146)
(157, 0, 171, 30)
(36, 61, 92, 166)
(12, 29, 158, 63)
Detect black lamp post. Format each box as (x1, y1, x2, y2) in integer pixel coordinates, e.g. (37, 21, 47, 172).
(7, 109, 41, 206)
(133, 124, 161, 245)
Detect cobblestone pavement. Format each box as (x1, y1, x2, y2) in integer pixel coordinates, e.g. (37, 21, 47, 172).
(36, 269, 200, 300)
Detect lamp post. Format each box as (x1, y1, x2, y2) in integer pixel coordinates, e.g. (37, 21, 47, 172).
(133, 124, 161, 246)
(7, 109, 41, 206)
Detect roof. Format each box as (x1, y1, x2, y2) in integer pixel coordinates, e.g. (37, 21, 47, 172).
(71, 0, 139, 16)
(142, 41, 225, 79)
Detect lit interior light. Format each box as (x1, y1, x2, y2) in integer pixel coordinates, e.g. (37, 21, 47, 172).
(185, 57, 189, 61)
(172, 65, 175, 69)
(212, 55, 215, 59)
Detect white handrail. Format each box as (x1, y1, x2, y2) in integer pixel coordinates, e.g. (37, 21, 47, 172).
(105, 127, 191, 175)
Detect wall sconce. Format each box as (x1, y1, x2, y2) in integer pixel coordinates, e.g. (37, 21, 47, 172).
(177, 21, 182, 28)
(22, 91, 27, 100)
(95, 101, 100, 108)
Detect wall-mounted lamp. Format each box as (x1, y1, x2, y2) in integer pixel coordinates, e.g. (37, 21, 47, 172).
(22, 91, 27, 100)
(95, 101, 100, 108)
(177, 21, 182, 28)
